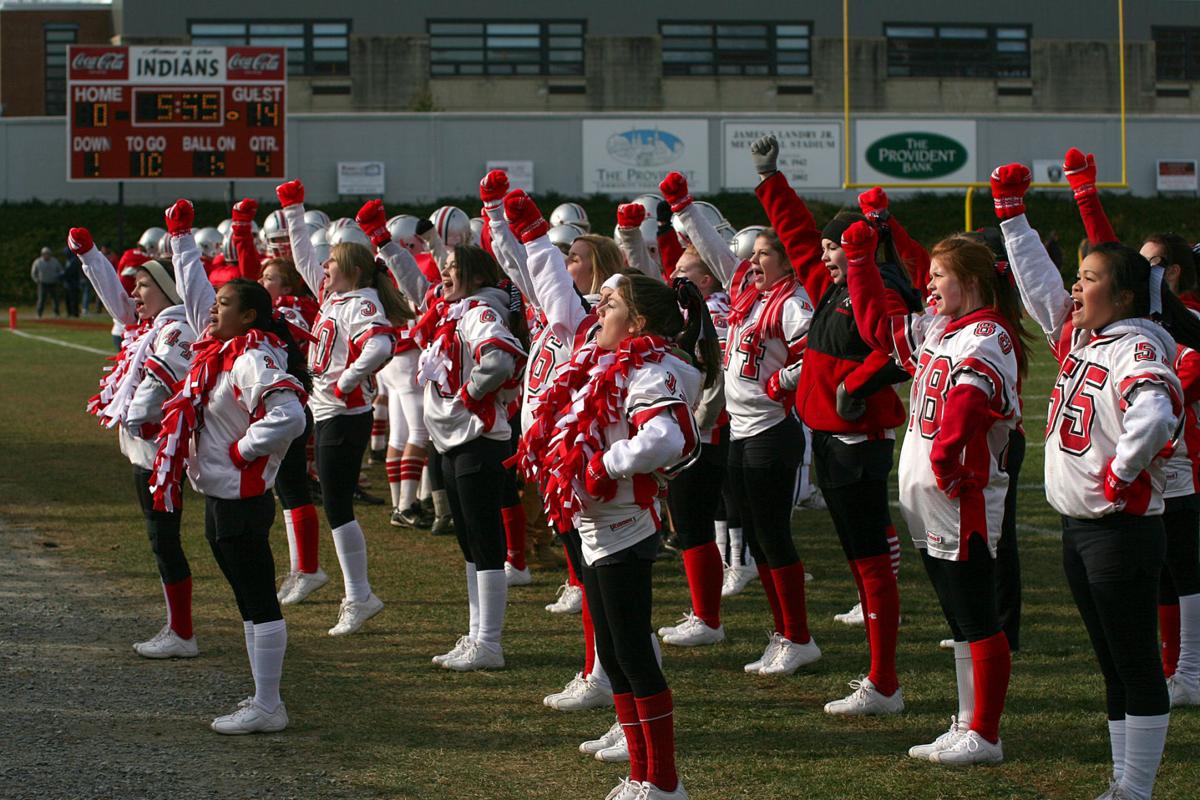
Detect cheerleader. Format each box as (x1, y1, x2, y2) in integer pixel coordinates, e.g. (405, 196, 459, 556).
(276, 179, 406, 636)
(509, 193, 718, 800)
(71, 226, 198, 659)
(660, 171, 819, 676)
(995, 162, 1200, 797)
(150, 200, 308, 734)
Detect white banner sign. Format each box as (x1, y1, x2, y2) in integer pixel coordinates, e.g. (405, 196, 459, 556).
(128, 47, 227, 84)
(583, 119, 709, 194)
(337, 161, 385, 196)
(1157, 160, 1198, 192)
(855, 120, 977, 186)
(486, 160, 534, 192)
(722, 122, 841, 189)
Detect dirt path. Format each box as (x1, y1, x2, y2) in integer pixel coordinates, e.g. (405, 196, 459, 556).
(0, 523, 355, 800)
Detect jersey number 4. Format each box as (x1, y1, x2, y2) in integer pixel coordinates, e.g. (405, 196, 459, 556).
(311, 319, 337, 375)
(729, 330, 766, 381)
(1046, 355, 1109, 455)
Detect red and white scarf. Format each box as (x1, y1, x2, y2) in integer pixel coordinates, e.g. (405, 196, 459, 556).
(416, 297, 486, 394)
(726, 269, 800, 355)
(87, 307, 185, 428)
(513, 334, 670, 531)
(149, 329, 303, 512)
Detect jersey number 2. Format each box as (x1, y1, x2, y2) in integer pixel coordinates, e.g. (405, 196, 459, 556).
(1046, 355, 1109, 455)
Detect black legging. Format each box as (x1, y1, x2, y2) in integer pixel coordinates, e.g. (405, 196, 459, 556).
(274, 408, 314, 510)
(811, 433, 894, 561)
(1160, 496, 1200, 604)
(726, 416, 803, 568)
(315, 411, 373, 528)
(996, 430, 1025, 650)
(667, 438, 728, 550)
(580, 547, 666, 697)
(133, 466, 190, 584)
(204, 494, 282, 624)
(1062, 513, 1169, 718)
(441, 436, 508, 571)
(922, 536, 1001, 643)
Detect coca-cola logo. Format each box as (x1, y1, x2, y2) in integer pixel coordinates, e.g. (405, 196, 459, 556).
(72, 52, 127, 71)
(228, 53, 280, 73)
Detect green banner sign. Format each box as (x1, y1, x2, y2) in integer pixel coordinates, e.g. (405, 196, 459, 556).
(865, 132, 968, 179)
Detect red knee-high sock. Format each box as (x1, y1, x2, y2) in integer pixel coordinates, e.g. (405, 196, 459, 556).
(848, 559, 868, 618)
(969, 632, 1011, 744)
(565, 547, 581, 587)
(614, 692, 648, 783)
(163, 577, 193, 640)
(857, 553, 900, 696)
(1161, 603, 1182, 677)
(636, 689, 678, 793)
(771, 561, 811, 644)
(757, 563, 784, 635)
(682, 542, 723, 628)
(502, 505, 527, 570)
(581, 591, 596, 677)
(291, 504, 320, 574)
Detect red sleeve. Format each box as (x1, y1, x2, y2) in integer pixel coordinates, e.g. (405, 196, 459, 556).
(234, 231, 262, 281)
(889, 216, 930, 298)
(481, 218, 495, 259)
(1076, 193, 1118, 246)
(755, 171, 827, 302)
(1176, 348, 1200, 406)
(930, 383, 994, 474)
(846, 260, 891, 354)
(657, 229, 683, 279)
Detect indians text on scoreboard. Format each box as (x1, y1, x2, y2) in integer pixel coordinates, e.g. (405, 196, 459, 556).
(66, 45, 287, 181)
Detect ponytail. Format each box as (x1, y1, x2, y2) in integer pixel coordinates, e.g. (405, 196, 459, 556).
(1160, 288, 1200, 352)
(616, 273, 721, 389)
(1092, 241, 1200, 351)
(672, 277, 721, 389)
(266, 310, 314, 395)
(223, 277, 313, 395)
(370, 260, 416, 325)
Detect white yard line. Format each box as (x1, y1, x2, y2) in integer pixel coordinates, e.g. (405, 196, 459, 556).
(6, 328, 109, 355)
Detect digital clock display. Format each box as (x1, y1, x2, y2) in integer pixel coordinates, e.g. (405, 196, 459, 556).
(133, 90, 222, 125)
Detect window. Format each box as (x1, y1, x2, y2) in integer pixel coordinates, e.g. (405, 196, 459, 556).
(885, 23, 1030, 79)
(428, 20, 585, 76)
(188, 20, 350, 76)
(1155, 27, 1200, 81)
(45, 24, 78, 115)
(659, 21, 811, 77)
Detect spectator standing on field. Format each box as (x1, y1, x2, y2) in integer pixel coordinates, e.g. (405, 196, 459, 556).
(31, 246, 64, 318)
(62, 249, 83, 317)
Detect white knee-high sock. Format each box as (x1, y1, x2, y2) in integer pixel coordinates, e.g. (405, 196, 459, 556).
(243, 620, 256, 679)
(432, 488, 450, 519)
(476, 568, 507, 647)
(590, 639, 610, 688)
(282, 511, 299, 572)
(252, 619, 287, 712)
(465, 561, 480, 640)
(1109, 718, 1126, 782)
(714, 520, 730, 565)
(651, 631, 663, 667)
(953, 641, 975, 726)
(1177, 593, 1200, 683)
(1121, 713, 1170, 800)
(418, 466, 432, 502)
(331, 520, 371, 603)
(728, 527, 745, 567)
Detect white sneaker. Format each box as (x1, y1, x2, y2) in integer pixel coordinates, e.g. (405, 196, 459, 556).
(661, 613, 725, 647)
(929, 729, 1003, 765)
(211, 699, 288, 734)
(133, 625, 198, 659)
(721, 565, 756, 598)
(758, 635, 821, 675)
(744, 632, 786, 673)
(580, 719, 624, 755)
(908, 717, 967, 760)
(1094, 782, 1135, 800)
(432, 635, 472, 666)
(328, 593, 384, 636)
(1167, 673, 1200, 707)
(596, 730, 631, 763)
(834, 602, 865, 626)
(823, 677, 905, 715)
(276, 571, 299, 603)
(638, 781, 688, 800)
(939, 638, 956, 650)
(657, 611, 693, 638)
(543, 673, 585, 707)
(444, 639, 505, 671)
(554, 673, 613, 711)
(545, 581, 584, 614)
(280, 568, 329, 605)
(805, 572, 814, 583)
(505, 562, 532, 587)
(605, 778, 642, 800)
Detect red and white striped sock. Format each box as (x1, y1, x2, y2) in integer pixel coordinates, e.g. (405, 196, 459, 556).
(399, 454, 426, 510)
(385, 457, 404, 508)
(369, 416, 388, 452)
(886, 524, 901, 577)
(288, 505, 320, 574)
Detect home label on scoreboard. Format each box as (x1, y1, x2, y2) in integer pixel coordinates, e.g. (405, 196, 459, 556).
(67, 45, 286, 181)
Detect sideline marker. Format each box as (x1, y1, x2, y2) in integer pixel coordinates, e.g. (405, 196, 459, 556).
(8, 307, 16, 330)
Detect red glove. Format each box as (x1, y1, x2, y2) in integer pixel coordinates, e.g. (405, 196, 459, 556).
(989, 164, 1032, 221)
(228, 440, 260, 470)
(658, 172, 693, 213)
(1063, 147, 1098, 201)
(617, 202, 647, 229)
(275, 179, 305, 208)
(459, 386, 497, 431)
(356, 199, 391, 248)
(857, 187, 890, 223)
(67, 227, 94, 255)
(632, 473, 659, 509)
(840, 220, 879, 270)
(585, 452, 618, 502)
(164, 199, 194, 236)
(231, 197, 257, 223)
(765, 371, 794, 406)
(1102, 458, 1152, 516)
(932, 461, 980, 500)
(479, 169, 510, 207)
(503, 190, 549, 243)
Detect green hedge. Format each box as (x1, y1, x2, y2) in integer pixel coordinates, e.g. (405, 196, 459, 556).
(4, 192, 1200, 304)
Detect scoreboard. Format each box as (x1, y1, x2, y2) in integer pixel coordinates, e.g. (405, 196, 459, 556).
(67, 45, 286, 181)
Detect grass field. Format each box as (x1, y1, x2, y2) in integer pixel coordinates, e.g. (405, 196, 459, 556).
(2, 311, 1199, 799)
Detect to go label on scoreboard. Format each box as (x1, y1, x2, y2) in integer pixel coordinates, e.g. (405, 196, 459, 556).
(67, 45, 287, 181)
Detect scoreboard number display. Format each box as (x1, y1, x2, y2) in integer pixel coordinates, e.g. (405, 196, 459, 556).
(67, 46, 286, 181)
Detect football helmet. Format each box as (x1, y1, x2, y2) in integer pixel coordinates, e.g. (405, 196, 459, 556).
(310, 227, 331, 265)
(550, 202, 590, 233)
(731, 225, 766, 261)
(548, 223, 585, 254)
(469, 217, 485, 247)
(194, 227, 223, 260)
(329, 224, 373, 249)
(386, 214, 427, 253)
(430, 206, 472, 248)
(137, 227, 166, 256)
(220, 220, 259, 264)
(304, 209, 331, 231)
(262, 209, 291, 257)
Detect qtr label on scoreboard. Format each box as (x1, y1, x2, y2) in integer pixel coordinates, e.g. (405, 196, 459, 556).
(67, 45, 287, 182)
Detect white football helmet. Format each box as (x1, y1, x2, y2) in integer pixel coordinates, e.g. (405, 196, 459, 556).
(326, 217, 357, 240)
(693, 201, 728, 230)
(310, 227, 331, 265)
(550, 202, 590, 233)
(715, 220, 737, 246)
(220, 220, 259, 264)
(548, 223, 585, 254)
(430, 206, 472, 248)
(262, 209, 291, 257)
(304, 209, 331, 231)
(138, 227, 166, 256)
(386, 214, 427, 254)
(732, 225, 766, 261)
(633, 194, 665, 222)
(329, 224, 373, 249)
(469, 217, 485, 247)
(194, 227, 223, 260)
